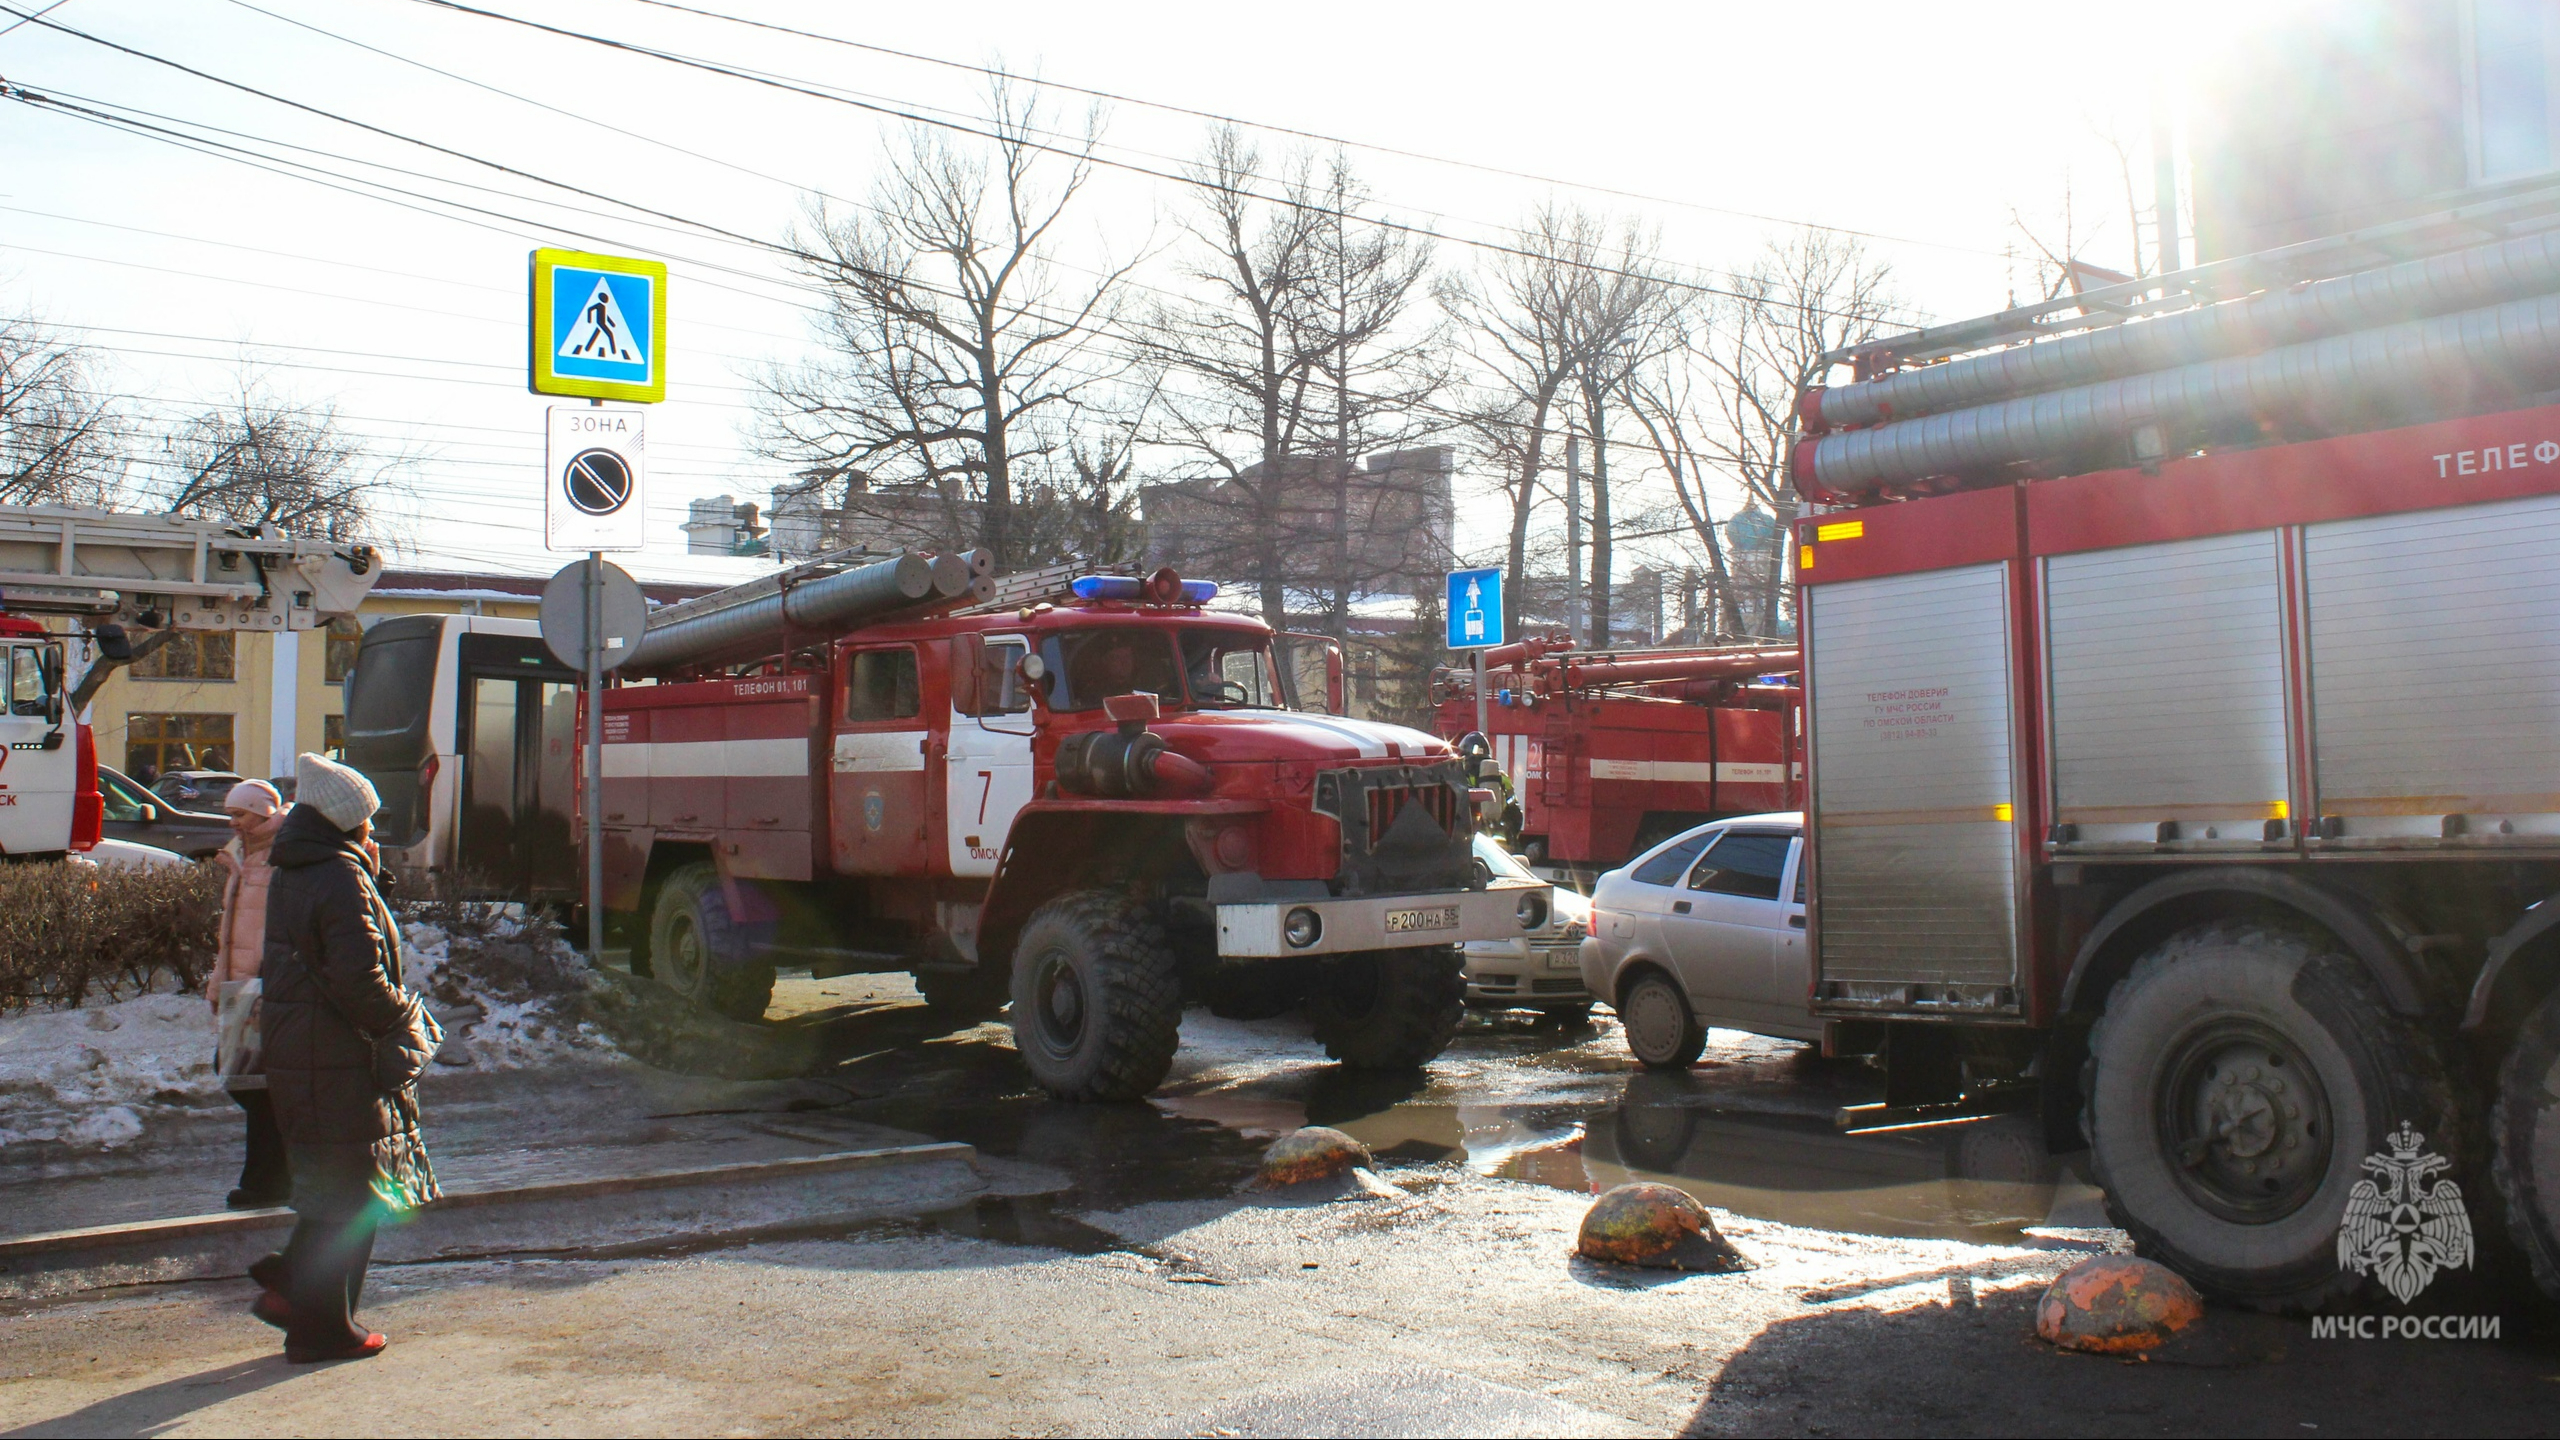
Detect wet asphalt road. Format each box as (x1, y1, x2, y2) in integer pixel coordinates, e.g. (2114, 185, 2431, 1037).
(4, 979, 2558, 1437)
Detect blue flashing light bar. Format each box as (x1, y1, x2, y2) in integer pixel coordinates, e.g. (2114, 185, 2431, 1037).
(1069, 575, 1220, 604)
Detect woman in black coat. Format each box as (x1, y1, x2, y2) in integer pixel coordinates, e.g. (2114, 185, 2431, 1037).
(252, 753, 437, 1363)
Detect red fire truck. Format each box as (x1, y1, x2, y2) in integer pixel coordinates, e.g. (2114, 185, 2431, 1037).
(589, 558, 1550, 1102)
(1787, 190, 2560, 1307)
(1432, 639, 1800, 877)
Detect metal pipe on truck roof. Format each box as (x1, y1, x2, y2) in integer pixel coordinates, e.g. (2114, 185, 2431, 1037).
(1544, 648, 1801, 691)
(627, 550, 936, 671)
(1805, 229, 2560, 433)
(1793, 290, 2560, 499)
(927, 552, 972, 597)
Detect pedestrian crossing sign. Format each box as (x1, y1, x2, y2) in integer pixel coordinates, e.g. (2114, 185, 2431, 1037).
(529, 248, 667, 403)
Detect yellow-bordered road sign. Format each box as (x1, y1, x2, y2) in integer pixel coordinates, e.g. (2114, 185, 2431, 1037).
(529, 248, 667, 403)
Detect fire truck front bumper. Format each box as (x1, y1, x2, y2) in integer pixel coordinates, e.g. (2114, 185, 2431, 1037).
(1215, 878, 1554, 959)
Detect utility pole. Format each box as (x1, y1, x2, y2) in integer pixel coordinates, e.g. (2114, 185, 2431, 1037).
(1563, 432, 1582, 645)
(2152, 76, 2182, 274)
(1586, 379, 1613, 651)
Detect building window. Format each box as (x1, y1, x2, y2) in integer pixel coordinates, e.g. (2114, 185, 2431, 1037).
(324, 616, 362, 684)
(323, 714, 346, 757)
(130, 631, 235, 682)
(126, 712, 235, 780)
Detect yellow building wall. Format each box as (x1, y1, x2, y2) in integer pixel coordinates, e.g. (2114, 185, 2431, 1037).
(84, 591, 541, 786)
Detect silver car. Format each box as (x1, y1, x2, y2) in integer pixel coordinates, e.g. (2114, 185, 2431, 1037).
(1463, 834, 1596, 1017)
(1578, 812, 1813, 1067)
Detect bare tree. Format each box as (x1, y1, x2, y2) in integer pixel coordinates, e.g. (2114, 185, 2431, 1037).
(1307, 153, 1447, 635)
(1674, 231, 1900, 636)
(1006, 388, 1153, 566)
(1567, 247, 1684, 647)
(0, 316, 121, 508)
(1138, 127, 1332, 622)
(758, 76, 1131, 568)
(1141, 134, 1447, 630)
(1623, 335, 1748, 638)
(156, 391, 397, 541)
(1443, 206, 1669, 639)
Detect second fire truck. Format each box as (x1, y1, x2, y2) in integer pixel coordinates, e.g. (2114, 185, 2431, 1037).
(1785, 186, 2560, 1307)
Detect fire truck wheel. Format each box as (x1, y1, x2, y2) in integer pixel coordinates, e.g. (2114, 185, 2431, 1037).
(1618, 970, 1705, 1070)
(1308, 946, 1465, 1069)
(2493, 982, 2560, 1301)
(2084, 923, 2462, 1312)
(914, 965, 1011, 1020)
(1007, 891, 1182, 1102)
(647, 863, 776, 1023)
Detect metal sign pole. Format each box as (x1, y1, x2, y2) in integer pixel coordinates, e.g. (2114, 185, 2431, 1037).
(585, 550, 604, 958)
(1475, 648, 1489, 744)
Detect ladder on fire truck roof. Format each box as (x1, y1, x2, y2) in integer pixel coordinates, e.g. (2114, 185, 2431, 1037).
(0, 502, 381, 629)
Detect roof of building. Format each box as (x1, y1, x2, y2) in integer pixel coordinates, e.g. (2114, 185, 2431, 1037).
(373, 550, 784, 606)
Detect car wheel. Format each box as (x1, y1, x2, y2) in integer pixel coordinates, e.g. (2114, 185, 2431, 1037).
(1620, 969, 1705, 1070)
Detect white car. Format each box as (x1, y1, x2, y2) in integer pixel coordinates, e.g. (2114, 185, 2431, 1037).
(77, 836, 194, 871)
(1462, 834, 1595, 1017)
(1578, 812, 1812, 1067)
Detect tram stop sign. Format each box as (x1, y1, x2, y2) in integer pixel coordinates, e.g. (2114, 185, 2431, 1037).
(1445, 567, 1505, 650)
(539, 558, 648, 673)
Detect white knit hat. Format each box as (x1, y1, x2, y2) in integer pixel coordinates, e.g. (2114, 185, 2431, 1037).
(294, 752, 379, 832)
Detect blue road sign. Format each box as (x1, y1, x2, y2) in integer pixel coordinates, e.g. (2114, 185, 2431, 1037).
(1446, 567, 1505, 650)
(529, 248, 667, 403)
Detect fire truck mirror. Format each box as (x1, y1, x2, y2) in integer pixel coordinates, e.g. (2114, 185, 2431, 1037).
(39, 645, 63, 724)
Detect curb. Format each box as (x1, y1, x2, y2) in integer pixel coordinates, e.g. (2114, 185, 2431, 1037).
(0, 1142, 980, 1304)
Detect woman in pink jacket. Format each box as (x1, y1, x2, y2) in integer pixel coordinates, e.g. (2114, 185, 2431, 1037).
(209, 778, 290, 1208)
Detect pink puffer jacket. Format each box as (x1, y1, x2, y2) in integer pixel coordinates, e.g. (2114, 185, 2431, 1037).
(206, 810, 289, 1002)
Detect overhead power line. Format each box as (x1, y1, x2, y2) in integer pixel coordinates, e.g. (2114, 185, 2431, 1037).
(609, 0, 2003, 261)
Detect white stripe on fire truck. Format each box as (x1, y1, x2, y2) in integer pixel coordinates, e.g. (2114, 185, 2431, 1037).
(1275, 714, 1392, 758)
(599, 738, 810, 779)
(830, 731, 929, 774)
(1586, 760, 1786, 784)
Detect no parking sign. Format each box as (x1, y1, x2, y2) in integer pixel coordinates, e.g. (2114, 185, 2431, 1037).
(545, 405, 646, 553)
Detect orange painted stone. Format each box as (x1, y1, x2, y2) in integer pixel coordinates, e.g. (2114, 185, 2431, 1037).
(1259, 1127, 1373, 1187)
(1575, 1182, 1747, 1271)
(2035, 1256, 2204, 1353)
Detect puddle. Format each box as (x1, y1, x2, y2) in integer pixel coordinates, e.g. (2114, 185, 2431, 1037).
(781, 981, 2108, 1244)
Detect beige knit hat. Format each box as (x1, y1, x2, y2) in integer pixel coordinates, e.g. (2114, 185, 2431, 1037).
(222, 778, 283, 816)
(293, 752, 379, 832)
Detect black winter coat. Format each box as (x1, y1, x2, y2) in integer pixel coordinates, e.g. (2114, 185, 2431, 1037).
(260, 805, 416, 1147)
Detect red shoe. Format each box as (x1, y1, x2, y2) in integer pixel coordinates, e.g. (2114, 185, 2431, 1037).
(286, 1332, 386, 1364)
(250, 1291, 292, 1330)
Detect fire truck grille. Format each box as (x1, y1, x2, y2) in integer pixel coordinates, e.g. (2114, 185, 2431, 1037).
(1366, 784, 1456, 849)
(1313, 760, 1474, 897)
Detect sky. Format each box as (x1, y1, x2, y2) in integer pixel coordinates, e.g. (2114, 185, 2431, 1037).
(0, 0, 2232, 585)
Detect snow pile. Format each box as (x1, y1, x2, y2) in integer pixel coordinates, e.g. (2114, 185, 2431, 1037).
(0, 984, 212, 1148)
(399, 909, 621, 1071)
(0, 908, 621, 1151)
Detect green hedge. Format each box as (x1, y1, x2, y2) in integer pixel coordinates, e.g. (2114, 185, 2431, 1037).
(0, 859, 224, 1012)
